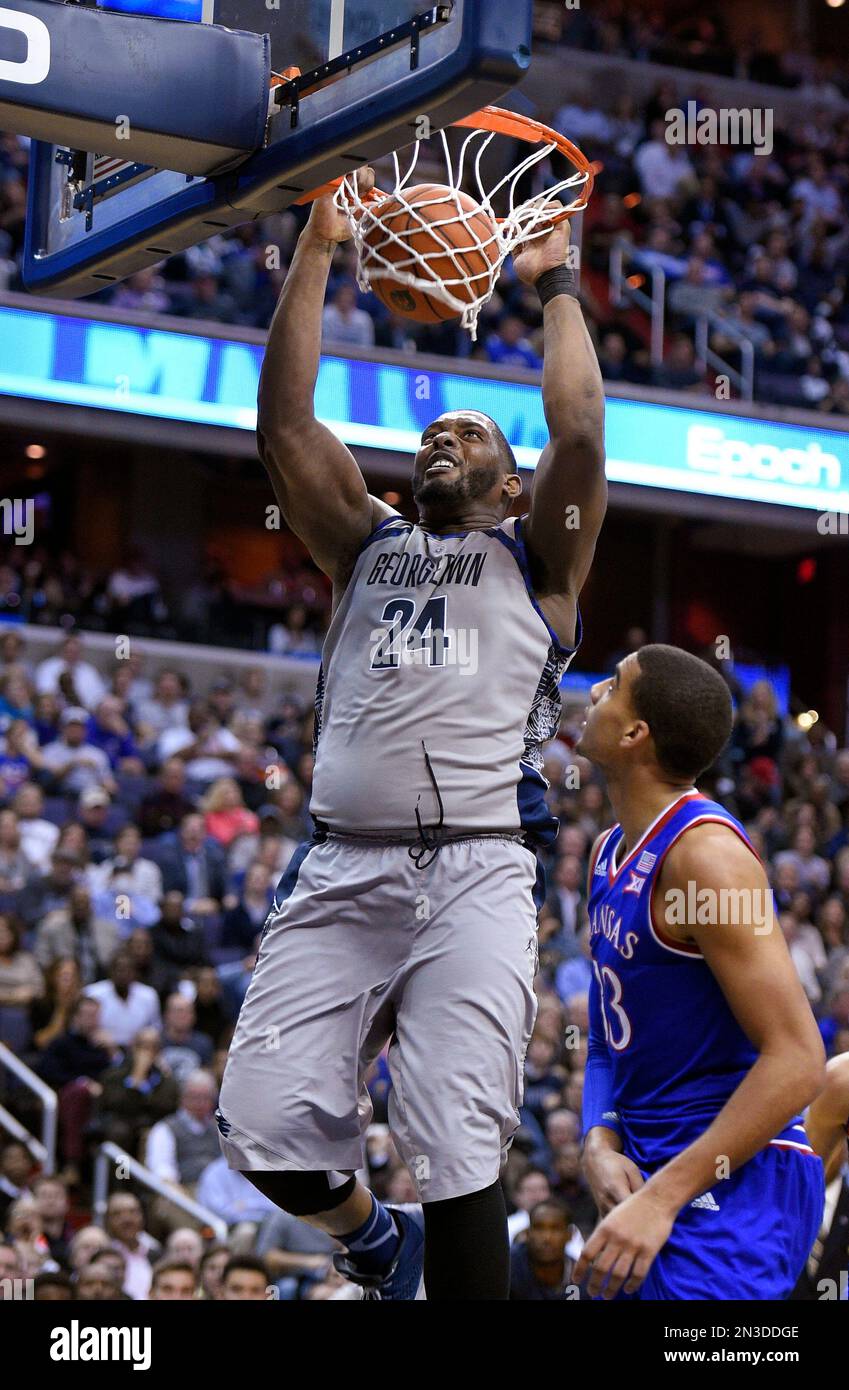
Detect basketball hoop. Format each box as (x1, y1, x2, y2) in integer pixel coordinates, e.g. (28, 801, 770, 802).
(303, 106, 594, 338)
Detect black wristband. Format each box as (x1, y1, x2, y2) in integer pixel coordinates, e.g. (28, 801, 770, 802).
(536, 265, 578, 307)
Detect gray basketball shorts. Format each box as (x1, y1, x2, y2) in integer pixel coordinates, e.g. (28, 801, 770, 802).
(217, 833, 540, 1202)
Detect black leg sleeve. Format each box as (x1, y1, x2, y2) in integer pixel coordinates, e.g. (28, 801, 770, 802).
(422, 1180, 510, 1300)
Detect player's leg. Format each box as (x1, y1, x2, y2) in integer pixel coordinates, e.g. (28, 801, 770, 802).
(635, 1144, 825, 1300)
(217, 838, 413, 1283)
(389, 837, 539, 1299)
(242, 1170, 409, 1279)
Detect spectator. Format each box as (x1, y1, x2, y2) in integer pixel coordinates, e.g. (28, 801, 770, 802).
(33, 1271, 74, 1300)
(35, 635, 107, 710)
(88, 823, 163, 914)
(36, 994, 113, 1090)
(35, 884, 120, 984)
(484, 315, 542, 370)
(83, 952, 162, 1048)
(221, 862, 274, 952)
(67, 1224, 112, 1278)
(144, 1069, 220, 1192)
(31, 1175, 73, 1266)
(545, 854, 584, 947)
(0, 719, 45, 795)
(105, 550, 163, 630)
(774, 826, 832, 900)
(136, 758, 196, 839)
(37, 995, 115, 1181)
(98, 1028, 179, 1155)
(136, 671, 189, 741)
(20, 849, 81, 933)
(157, 704, 242, 791)
(29, 957, 82, 1053)
(86, 697, 144, 774)
(41, 708, 115, 797)
(0, 674, 34, 733)
(633, 118, 697, 199)
(164, 1226, 205, 1268)
(321, 281, 375, 348)
(202, 778, 260, 848)
(190, 966, 230, 1046)
(219, 1254, 271, 1300)
(267, 603, 321, 658)
(0, 913, 43, 1011)
(254, 1202, 337, 1294)
(159, 994, 214, 1085)
(156, 813, 227, 915)
(196, 1155, 277, 1228)
(104, 1193, 160, 1300)
(149, 891, 209, 991)
(76, 786, 124, 861)
(507, 1166, 552, 1243)
(0, 1139, 34, 1226)
(148, 1257, 197, 1300)
(509, 1199, 582, 1300)
(32, 693, 62, 748)
(12, 783, 59, 872)
(73, 1257, 123, 1302)
(0, 808, 34, 894)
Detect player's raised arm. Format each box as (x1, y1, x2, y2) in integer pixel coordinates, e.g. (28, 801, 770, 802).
(576, 824, 826, 1298)
(512, 217, 607, 649)
(257, 169, 394, 587)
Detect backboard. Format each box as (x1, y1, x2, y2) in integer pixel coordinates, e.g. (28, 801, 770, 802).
(24, 0, 533, 297)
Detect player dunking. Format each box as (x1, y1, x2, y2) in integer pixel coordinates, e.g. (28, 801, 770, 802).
(573, 645, 826, 1299)
(216, 170, 607, 1299)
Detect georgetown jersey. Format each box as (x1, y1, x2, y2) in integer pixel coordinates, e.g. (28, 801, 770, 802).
(588, 790, 810, 1170)
(310, 514, 579, 842)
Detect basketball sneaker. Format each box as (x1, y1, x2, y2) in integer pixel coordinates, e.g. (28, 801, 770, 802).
(333, 1204, 425, 1300)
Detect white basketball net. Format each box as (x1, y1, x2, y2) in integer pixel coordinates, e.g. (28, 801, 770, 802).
(334, 121, 591, 338)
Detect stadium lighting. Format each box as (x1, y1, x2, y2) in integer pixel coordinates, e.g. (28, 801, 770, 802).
(25, 444, 46, 459)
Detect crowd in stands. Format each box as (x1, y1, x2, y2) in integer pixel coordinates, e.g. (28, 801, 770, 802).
(0, 541, 330, 652)
(2, 5, 847, 413)
(0, 622, 846, 1299)
(534, 0, 849, 97)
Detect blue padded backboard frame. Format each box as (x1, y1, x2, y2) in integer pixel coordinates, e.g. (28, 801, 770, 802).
(24, 0, 532, 297)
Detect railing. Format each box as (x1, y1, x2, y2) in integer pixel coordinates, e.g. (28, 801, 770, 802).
(694, 313, 755, 402)
(92, 1141, 228, 1242)
(0, 1043, 57, 1175)
(609, 239, 666, 366)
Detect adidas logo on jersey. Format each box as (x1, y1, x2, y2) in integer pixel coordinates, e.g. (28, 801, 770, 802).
(690, 1190, 721, 1212)
(594, 859, 608, 876)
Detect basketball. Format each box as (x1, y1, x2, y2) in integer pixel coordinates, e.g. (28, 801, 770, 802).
(361, 184, 499, 322)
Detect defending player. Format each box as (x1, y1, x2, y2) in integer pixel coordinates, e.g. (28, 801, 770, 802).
(806, 1053, 849, 1183)
(573, 645, 826, 1299)
(216, 170, 607, 1298)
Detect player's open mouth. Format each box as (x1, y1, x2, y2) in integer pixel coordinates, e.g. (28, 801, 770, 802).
(426, 456, 459, 475)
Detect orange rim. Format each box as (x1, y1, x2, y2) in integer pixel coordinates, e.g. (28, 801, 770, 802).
(294, 105, 594, 219)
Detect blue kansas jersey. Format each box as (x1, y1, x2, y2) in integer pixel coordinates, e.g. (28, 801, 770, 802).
(587, 789, 813, 1171)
